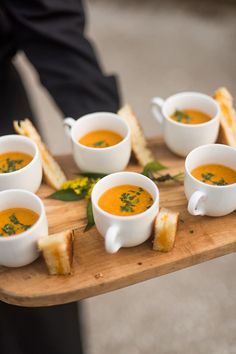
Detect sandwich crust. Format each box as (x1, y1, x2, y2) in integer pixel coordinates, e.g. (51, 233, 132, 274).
(14, 119, 67, 190)
(118, 105, 155, 166)
(214, 87, 236, 147)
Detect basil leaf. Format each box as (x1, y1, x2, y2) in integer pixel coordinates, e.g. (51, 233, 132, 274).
(48, 189, 86, 201)
(84, 199, 95, 232)
(80, 172, 107, 179)
(142, 161, 167, 177)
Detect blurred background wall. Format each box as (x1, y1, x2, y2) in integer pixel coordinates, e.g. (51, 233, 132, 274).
(14, 0, 236, 152)
(13, 1, 236, 353)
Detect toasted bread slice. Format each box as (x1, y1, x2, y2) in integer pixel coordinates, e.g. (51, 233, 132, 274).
(14, 119, 67, 190)
(118, 105, 155, 166)
(38, 230, 74, 275)
(214, 87, 236, 147)
(153, 208, 179, 252)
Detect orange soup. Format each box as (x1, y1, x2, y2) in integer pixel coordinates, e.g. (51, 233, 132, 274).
(191, 164, 236, 186)
(98, 185, 154, 216)
(0, 152, 33, 173)
(79, 130, 123, 148)
(0, 208, 39, 237)
(170, 109, 211, 125)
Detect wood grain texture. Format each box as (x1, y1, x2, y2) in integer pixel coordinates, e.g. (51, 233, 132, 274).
(0, 139, 236, 307)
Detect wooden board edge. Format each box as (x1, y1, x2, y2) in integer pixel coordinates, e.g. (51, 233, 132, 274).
(1, 241, 235, 307)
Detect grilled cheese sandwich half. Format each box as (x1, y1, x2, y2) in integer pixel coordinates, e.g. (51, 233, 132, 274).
(38, 230, 74, 275)
(14, 119, 67, 190)
(153, 208, 179, 252)
(214, 87, 236, 147)
(118, 105, 155, 166)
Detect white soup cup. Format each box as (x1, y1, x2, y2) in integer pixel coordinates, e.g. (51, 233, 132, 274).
(64, 112, 131, 174)
(185, 144, 236, 217)
(91, 172, 159, 253)
(0, 135, 42, 193)
(0, 189, 48, 267)
(151, 92, 220, 157)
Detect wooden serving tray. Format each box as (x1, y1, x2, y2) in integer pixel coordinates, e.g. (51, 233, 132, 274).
(0, 139, 236, 307)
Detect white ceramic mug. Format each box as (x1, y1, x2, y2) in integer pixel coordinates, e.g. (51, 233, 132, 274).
(64, 112, 131, 174)
(0, 189, 48, 267)
(151, 92, 220, 157)
(185, 144, 236, 217)
(91, 172, 159, 253)
(0, 135, 43, 193)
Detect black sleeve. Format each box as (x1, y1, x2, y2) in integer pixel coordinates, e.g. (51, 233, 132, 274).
(2, 0, 120, 117)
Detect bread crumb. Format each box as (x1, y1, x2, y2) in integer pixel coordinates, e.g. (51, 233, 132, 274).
(94, 273, 104, 279)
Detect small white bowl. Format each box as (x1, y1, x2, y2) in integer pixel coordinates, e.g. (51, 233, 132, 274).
(185, 144, 236, 216)
(64, 112, 131, 174)
(0, 135, 43, 193)
(0, 189, 48, 267)
(151, 92, 220, 157)
(92, 172, 159, 253)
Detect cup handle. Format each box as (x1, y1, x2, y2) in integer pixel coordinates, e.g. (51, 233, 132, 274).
(188, 191, 206, 216)
(105, 225, 121, 254)
(151, 97, 165, 125)
(63, 117, 76, 139)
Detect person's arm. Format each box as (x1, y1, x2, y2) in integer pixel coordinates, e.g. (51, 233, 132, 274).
(2, 0, 120, 117)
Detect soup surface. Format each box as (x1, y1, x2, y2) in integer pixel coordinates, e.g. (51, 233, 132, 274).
(79, 130, 123, 148)
(170, 109, 211, 125)
(0, 152, 33, 173)
(98, 185, 154, 216)
(0, 208, 39, 237)
(191, 164, 236, 186)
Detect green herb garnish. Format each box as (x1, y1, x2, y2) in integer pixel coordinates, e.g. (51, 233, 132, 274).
(48, 189, 86, 201)
(142, 161, 167, 178)
(80, 172, 107, 179)
(174, 110, 191, 123)
(2, 224, 16, 236)
(9, 213, 31, 231)
(201, 173, 228, 186)
(142, 162, 183, 184)
(0, 158, 23, 173)
(84, 200, 95, 231)
(9, 213, 22, 225)
(119, 192, 141, 213)
(155, 172, 184, 183)
(142, 161, 182, 183)
(120, 204, 134, 212)
(93, 140, 109, 148)
(213, 178, 228, 186)
(201, 172, 215, 181)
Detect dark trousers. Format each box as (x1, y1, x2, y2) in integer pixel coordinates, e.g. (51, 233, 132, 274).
(0, 302, 84, 354)
(0, 63, 84, 354)
(0, 62, 36, 135)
